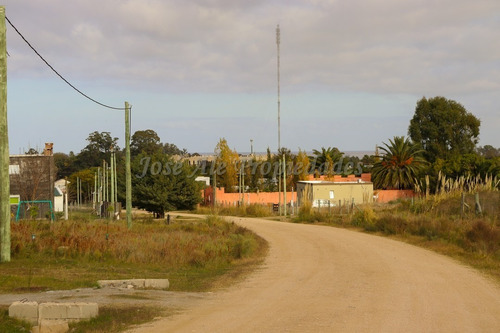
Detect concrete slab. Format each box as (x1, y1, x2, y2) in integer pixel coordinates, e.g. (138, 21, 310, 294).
(38, 319, 69, 333)
(39, 302, 98, 320)
(145, 279, 170, 290)
(8, 301, 38, 325)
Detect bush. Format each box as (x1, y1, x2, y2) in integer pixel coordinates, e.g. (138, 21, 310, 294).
(351, 207, 377, 232)
(376, 213, 408, 235)
(466, 220, 500, 255)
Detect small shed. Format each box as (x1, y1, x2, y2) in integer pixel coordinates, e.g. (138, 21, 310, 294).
(296, 180, 373, 207)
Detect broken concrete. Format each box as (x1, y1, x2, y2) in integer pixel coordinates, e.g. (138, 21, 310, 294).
(97, 278, 169, 290)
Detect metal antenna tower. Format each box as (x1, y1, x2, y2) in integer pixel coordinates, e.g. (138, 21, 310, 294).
(276, 24, 282, 215)
(276, 24, 281, 151)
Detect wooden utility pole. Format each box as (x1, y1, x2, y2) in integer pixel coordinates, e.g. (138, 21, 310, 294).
(125, 102, 132, 228)
(283, 153, 287, 217)
(0, 6, 10, 262)
(110, 147, 115, 218)
(113, 151, 117, 203)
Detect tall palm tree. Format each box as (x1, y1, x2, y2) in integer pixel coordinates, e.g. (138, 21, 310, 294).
(372, 136, 427, 190)
(309, 147, 344, 176)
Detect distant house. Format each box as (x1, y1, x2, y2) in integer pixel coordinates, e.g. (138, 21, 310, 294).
(296, 180, 374, 207)
(9, 143, 56, 219)
(54, 186, 64, 212)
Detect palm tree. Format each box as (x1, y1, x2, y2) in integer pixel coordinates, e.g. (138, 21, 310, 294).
(309, 147, 344, 176)
(371, 136, 427, 190)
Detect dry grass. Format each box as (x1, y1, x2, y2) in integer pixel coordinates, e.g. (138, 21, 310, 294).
(1, 215, 267, 293)
(197, 204, 273, 218)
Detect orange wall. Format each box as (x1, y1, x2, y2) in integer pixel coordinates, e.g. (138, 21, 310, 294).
(204, 187, 297, 206)
(375, 190, 415, 203)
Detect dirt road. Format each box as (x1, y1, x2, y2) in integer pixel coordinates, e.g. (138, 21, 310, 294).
(128, 217, 500, 332)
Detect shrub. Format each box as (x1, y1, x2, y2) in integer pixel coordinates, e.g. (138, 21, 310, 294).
(466, 220, 500, 255)
(351, 207, 377, 232)
(376, 213, 408, 235)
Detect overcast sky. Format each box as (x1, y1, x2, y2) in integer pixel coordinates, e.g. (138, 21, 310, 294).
(4, 0, 500, 155)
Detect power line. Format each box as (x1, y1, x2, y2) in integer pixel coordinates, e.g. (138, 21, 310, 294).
(5, 16, 126, 111)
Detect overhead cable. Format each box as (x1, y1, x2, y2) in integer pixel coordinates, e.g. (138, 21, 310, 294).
(5, 16, 126, 111)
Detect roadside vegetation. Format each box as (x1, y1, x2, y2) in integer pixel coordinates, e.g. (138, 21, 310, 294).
(0, 212, 267, 332)
(196, 204, 272, 218)
(1, 213, 266, 293)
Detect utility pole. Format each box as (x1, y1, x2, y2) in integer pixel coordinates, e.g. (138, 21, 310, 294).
(77, 177, 80, 207)
(64, 179, 68, 220)
(0, 6, 10, 262)
(125, 102, 132, 228)
(93, 172, 97, 212)
(283, 153, 287, 217)
(242, 161, 245, 205)
(113, 151, 118, 203)
(110, 146, 115, 219)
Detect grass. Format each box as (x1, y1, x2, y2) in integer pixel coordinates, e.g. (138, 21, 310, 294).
(196, 204, 273, 218)
(0, 306, 31, 333)
(67, 305, 167, 333)
(2, 214, 266, 293)
(0, 213, 268, 331)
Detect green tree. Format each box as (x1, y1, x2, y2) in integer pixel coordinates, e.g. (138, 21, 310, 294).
(408, 96, 480, 162)
(130, 129, 162, 157)
(477, 145, 500, 159)
(77, 131, 119, 169)
(68, 168, 96, 203)
(132, 153, 201, 218)
(371, 136, 427, 190)
(54, 152, 78, 179)
(163, 142, 187, 156)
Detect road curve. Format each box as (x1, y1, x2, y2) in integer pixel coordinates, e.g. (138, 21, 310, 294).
(129, 217, 500, 332)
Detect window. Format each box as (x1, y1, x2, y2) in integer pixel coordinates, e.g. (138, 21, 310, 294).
(9, 165, 20, 175)
(329, 190, 334, 199)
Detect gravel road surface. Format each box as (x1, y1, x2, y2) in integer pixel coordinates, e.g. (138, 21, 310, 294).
(128, 216, 500, 333)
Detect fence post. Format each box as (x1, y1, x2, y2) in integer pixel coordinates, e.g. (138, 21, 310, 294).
(475, 193, 482, 215)
(461, 192, 465, 218)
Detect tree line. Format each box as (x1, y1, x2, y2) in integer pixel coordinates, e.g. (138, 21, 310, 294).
(49, 96, 499, 217)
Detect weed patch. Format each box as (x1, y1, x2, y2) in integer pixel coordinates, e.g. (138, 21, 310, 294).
(68, 305, 166, 333)
(1, 216, 266, 293)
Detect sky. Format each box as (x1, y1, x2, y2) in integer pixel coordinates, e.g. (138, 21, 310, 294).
(3, 0, 500, 155)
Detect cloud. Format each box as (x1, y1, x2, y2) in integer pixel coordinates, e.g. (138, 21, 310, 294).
(3, 0, 500, 153)
(5, 0, 500, 96)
